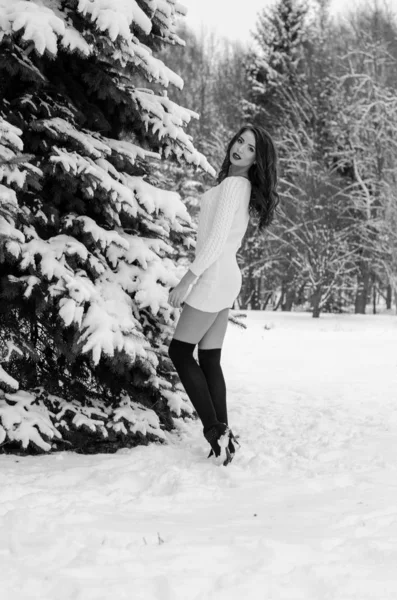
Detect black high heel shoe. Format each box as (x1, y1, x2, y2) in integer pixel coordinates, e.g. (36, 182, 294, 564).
(204, 422, 229, 464)
(205, 425, 240, 466)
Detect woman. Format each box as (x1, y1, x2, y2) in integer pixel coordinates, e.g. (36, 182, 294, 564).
(168, 124, 279, 466)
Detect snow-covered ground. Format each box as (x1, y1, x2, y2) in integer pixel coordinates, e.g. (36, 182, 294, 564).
(2, 310, 397, 600)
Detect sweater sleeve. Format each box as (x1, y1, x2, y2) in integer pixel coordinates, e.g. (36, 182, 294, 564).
(189, 177, 245, 278)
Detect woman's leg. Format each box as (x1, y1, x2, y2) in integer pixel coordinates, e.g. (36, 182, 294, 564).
(168, 304, 221, 432)
(197, 308, 229, 424)
(197, 308, 238, 461)
(197, 308, 229, 350)
(172, 303, 220, 345)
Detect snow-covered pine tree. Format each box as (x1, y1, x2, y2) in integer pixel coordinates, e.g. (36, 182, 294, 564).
(0, 0, 215, 453)
(244, 0, 309, 129)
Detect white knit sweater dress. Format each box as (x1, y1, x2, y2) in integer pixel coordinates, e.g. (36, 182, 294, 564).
(183, 176, 251, 313)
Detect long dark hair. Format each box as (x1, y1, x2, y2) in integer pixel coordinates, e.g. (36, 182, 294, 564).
(218, 124, 280, 231)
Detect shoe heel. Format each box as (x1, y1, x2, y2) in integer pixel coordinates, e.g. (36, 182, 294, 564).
(223, 447, 233, 466)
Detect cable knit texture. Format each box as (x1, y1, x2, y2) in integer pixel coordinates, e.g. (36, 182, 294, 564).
(189, 176, 251, 278)
(184, 176, 251, 312)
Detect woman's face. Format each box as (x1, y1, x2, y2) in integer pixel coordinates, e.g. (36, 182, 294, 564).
(229, 129, 256, 170)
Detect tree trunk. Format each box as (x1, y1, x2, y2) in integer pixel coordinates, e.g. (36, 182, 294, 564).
(261, 291, 273, 310)
(282, 289, 295, 311)
(386, 284, 392, 310)
(281, 286, 295, 311)
(311, 286, 322, 318)
(239, 266, 254, 309)
(296, 283, 306, 306)
(372, 277, 376, 315)
(354, 263, 370, 314)
(273, 282, 285, 311)
(251, 278, 261, 310)
(273, 293, 283, 311)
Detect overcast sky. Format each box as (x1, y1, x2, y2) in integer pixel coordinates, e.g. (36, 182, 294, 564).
(180, 0, 397, 43)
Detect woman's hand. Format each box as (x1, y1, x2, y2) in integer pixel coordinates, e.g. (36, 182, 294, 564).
(168, 269, 197, 309)
(168, 280, 190, 309)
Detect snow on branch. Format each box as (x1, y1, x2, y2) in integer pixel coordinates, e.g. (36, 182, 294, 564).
(0, 117, 23, 152)
(172, 1, 188, 17)
(132, 89, 215, 174)
(47, 142, 192, 232)
(123, 174, 191, 224)
(0, 118, 34, 257)
(0, 390, 61, 451)
(14, 230, 162, 365)
(77, 0, 152, 37)
(14, 225, 180, 364)
(63, 214, 129, 253)
(151, 0, 186, 43)
(161, 387, 193, 416)
(139, 0, 187, 18)
(110, 234, 173, 269)
(77, 278, 153, 365)
(0, 389, 166, 452)
(112, 393, 166, 439)
(0, 117, 36, 189)
(119, 37, 184, 89)
(0, 133, 24, 260)
(19, 234, 104, 287)
(0, 185, 19, 219)
(32, 117, 112, 159)
(0, 214, 25, 260)
(133, 88, 198, 126)
(0, 0, 187, 59)
(49, 148, 142, 224)
(138, 0, 187, 44)
(104, 137, 161, 165)
(34, 119, 206, 210)
(0, 0, 91, 57)
(100, 233, 185, 315)
(0, 365, 19, 391)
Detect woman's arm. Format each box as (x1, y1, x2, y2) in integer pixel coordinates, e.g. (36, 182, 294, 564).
(188, 177, 245, 278)
(179, 268, 198, 287)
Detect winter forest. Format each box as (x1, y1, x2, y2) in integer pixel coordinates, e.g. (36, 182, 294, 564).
(2, 1, 397, 597)
(0, 0, 397, 456)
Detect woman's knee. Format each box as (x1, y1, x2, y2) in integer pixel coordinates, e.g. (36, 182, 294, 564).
(168, 338, 196, 367)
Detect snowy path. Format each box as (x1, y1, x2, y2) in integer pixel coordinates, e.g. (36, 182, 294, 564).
(1, 312, 397, 599)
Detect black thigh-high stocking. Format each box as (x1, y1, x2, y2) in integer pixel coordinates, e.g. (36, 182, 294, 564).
(197, 348, 227, 425)
(168, 338, 219, 432)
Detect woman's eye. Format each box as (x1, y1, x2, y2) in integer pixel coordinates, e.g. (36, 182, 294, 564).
(237, 138, 242, 143)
